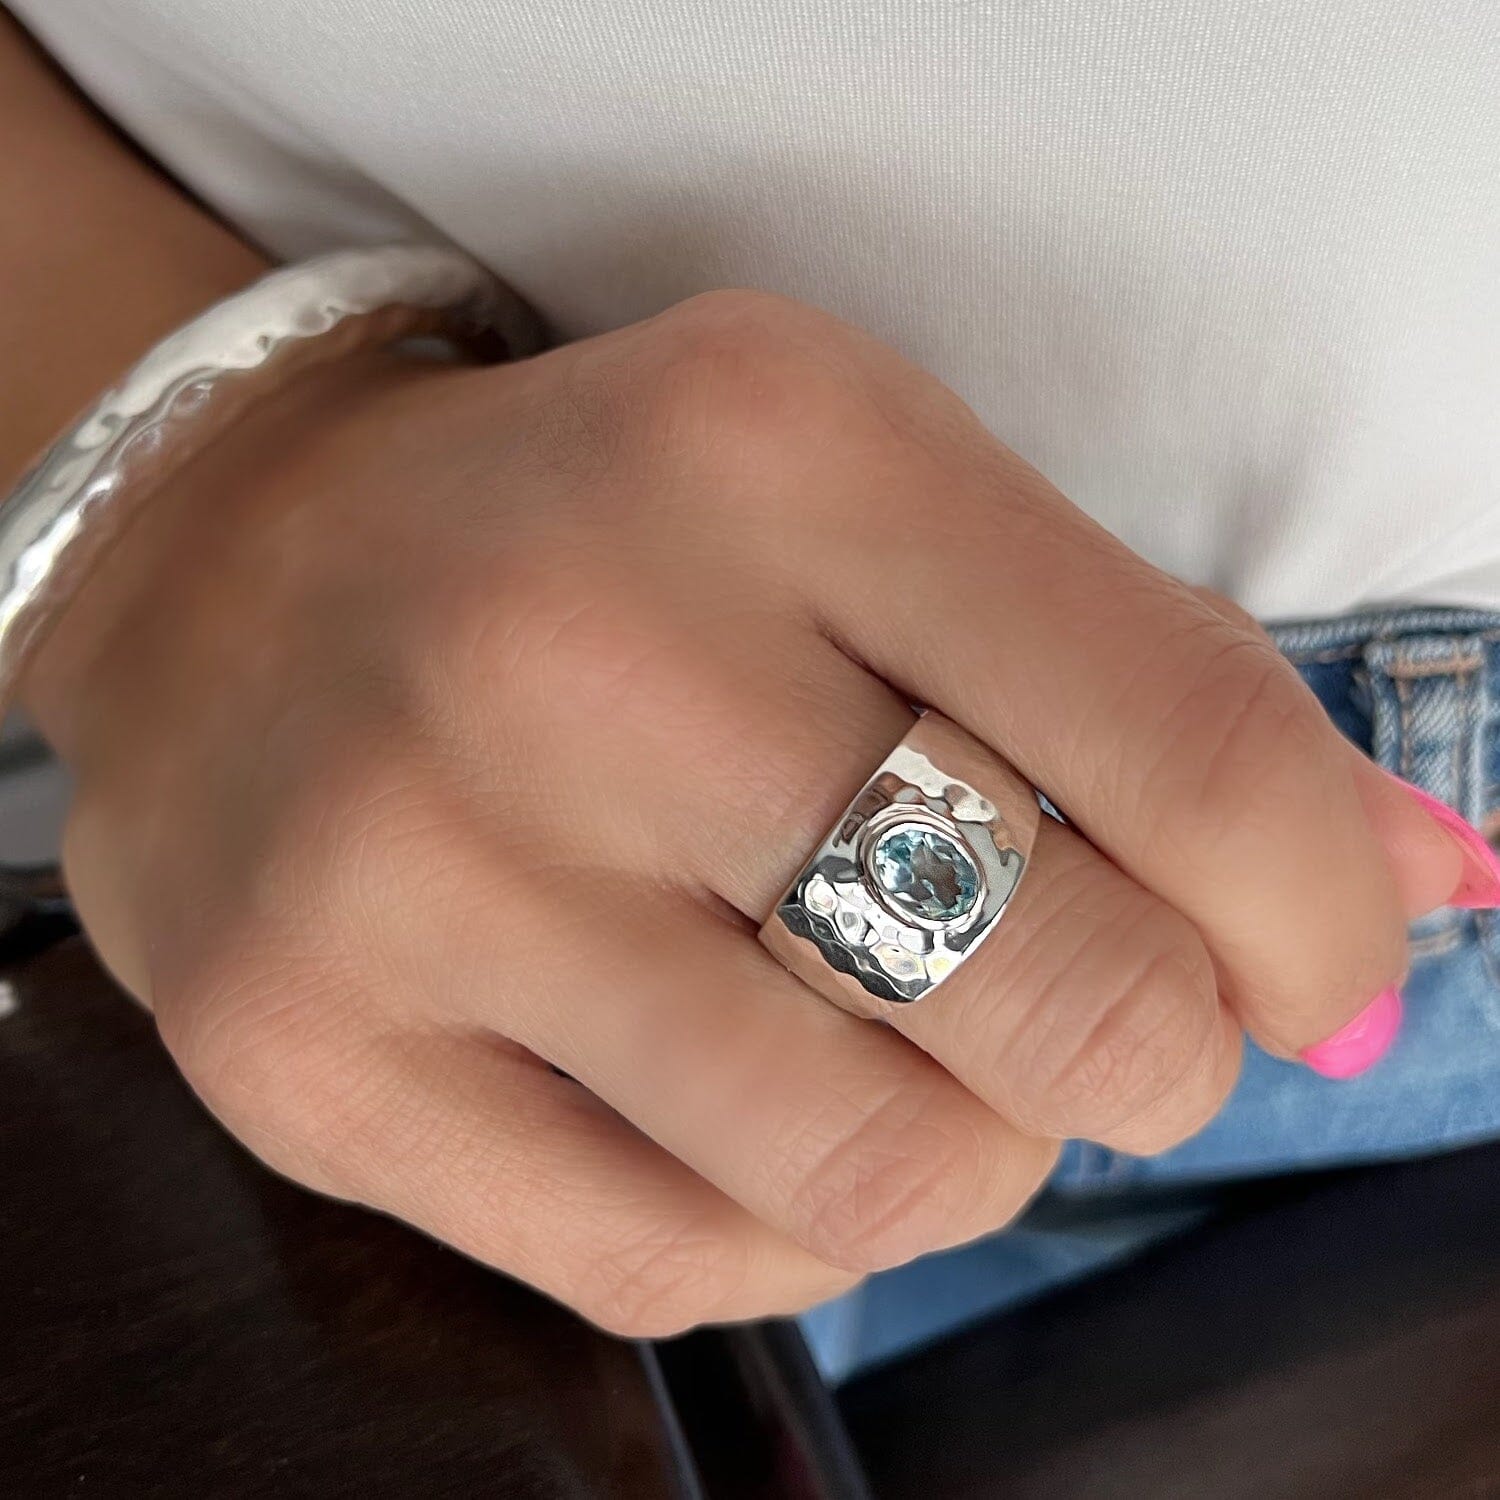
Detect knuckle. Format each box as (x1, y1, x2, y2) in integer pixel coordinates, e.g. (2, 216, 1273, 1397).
(652, 287, 834, 363)
(1105, 1014, 1241, 1155)
(1058, 943, 1232, 1151)
(569, 1218, 751, 1339)
(159, 932, 368, 1186)
(629, 290, 878, 479)
(269, 735, 545, 1005)
(1003, 890, 1226, 1145)
(784, 1079, 993, 1272)
(1137, 628, 1409, 1040)
(1150, 637, 1326, 858)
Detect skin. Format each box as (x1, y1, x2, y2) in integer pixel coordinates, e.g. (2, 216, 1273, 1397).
(1, 17, 1472, 1337)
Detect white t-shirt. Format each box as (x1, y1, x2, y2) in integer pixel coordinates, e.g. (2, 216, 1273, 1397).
(10, 0, 1499, 619)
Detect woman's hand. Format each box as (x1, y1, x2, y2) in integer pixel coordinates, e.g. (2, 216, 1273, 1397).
(27, 291, 1468, 1335)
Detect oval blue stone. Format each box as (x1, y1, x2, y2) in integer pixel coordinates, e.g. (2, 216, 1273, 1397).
(871, 825, 980, 924)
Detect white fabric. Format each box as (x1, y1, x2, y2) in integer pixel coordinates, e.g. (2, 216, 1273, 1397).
(9, 0, 1498, 618)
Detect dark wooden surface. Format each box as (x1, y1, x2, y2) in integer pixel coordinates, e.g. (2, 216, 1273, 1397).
(11, 925, 1500, 1499)
(843, 1143, 1500, 1498)
(0, 936, 692, 1498)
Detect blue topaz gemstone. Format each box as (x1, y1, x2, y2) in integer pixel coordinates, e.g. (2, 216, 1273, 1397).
(871, 824, 980, 925)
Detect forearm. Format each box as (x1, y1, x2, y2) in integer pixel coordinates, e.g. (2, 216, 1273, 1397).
(0, 11, 266, 491)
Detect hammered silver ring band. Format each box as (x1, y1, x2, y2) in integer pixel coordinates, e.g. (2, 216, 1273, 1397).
(758, 710, 1041, 1020)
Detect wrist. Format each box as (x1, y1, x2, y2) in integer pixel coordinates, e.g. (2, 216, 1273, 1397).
(3, 236, 537, 762)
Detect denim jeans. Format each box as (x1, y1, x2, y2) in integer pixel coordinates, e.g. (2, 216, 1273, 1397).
(801, 606, 1500, 1381)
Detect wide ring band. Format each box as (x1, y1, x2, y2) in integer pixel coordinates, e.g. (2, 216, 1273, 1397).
(758, 711, 1040, 1020)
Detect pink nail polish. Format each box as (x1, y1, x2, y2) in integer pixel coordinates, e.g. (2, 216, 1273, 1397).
(1301, 987, 1403, 1080)
(1388, 775, 1500, 909)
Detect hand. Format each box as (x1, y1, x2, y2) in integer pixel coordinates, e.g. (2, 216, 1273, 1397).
(28, 291, 1467, 1335)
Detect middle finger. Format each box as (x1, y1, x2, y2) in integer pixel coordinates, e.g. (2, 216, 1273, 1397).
(520, 598, 1242, 1155)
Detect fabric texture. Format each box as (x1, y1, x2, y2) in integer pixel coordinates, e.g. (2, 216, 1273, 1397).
(802, 605, 1500, 1380)
(7, 0, 1499, 617)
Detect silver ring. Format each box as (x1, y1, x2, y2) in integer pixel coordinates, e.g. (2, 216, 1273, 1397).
(758, 710, 1041, 1019)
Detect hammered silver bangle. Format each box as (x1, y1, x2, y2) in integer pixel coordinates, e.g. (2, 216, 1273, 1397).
(0, 243, 544, 720)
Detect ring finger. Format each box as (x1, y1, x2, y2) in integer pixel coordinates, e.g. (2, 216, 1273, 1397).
(648, 629, 1243, 1155)
(473, 597, 1242, 1158)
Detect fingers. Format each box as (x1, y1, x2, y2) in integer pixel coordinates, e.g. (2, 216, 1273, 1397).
(786, 419, 1419, 1055)
(546, 293, 1434, 1057)
(293, 760, 1060, 1273)
(418, 572, 1243, 1156)
(1189, 584, 1464, 919)
(890, 815, 1243, 1154)
(525, 912, 1062, 1272)
(186, 1005, 855, 1337)
(400, 605, 1240, 1165)
(621, 641, 1243, 1154)
(411, 881, 1059, 1274)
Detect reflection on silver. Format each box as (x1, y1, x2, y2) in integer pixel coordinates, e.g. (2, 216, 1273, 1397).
(759, 711, 1040, 1020)
(0, 244, 543, 716)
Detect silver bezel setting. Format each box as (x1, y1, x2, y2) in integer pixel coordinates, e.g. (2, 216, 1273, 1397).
(856, 804, 988, 935)
(760, 715, 1039, 1013)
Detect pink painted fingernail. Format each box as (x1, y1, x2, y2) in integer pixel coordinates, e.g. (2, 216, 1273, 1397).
(1388, 775, 1500, 909)
(1301, 986, 1403, 1080)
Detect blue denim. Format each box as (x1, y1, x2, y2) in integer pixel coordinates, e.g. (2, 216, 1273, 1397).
(801, 606, 1500, 1381)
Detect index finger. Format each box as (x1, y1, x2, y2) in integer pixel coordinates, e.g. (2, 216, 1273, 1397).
(787, 368, 1442, 1056)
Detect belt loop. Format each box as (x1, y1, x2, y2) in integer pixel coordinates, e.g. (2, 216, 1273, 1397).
(1363, 632, 1489, 828)
(1362, 631, 1493, 954)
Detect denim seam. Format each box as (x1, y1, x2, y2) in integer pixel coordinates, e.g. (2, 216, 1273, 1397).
(1384, 652, 1485, 680)
(1058, 1141, 1100, 1187)
(1388, 652, 1466, 948)
(1281, 643, 1498, 669)
(1270, 609, 1500, 657)
(1396, 674, 1414, 780)
(1461, 660, 1478, 821)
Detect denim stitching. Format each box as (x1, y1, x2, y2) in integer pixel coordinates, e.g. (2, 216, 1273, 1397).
(1281, 640, 1500, 666)
(1269, 609, 1500, 657)
(1458, 655, 1500, 1000)
(1460, 661, 1477, 821)
(1384, 653, 1484, 680)
(1384, 647, 1463, 947)
(1281, 645, 1365, 666)
(1395, 674, 1414, 780)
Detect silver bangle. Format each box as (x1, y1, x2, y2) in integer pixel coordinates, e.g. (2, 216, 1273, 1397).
(0, 243, 544, 718)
